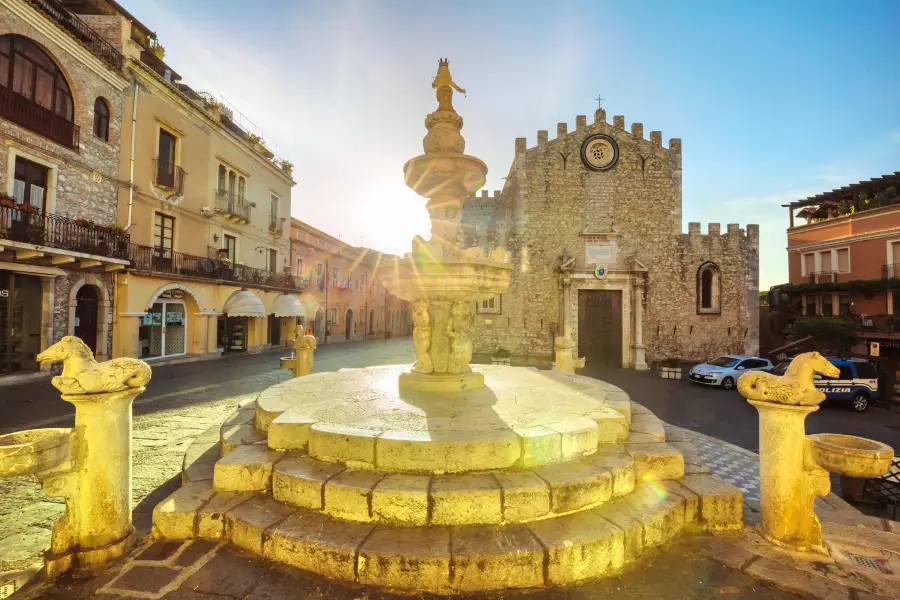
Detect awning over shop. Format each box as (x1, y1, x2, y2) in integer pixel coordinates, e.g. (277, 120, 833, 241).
(222, 290, 267, 318)
(272, 294, 305, 318)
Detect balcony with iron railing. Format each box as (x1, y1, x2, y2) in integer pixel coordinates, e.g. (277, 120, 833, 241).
(128, 243, 307, 292)
(0, 85, 80, 150)
(153, 160, 185, 195)
(213, 189, 250, 224)
(884, 264, 900, 279)
(24, 0, 124, 71)
(0, 200, 129, 260)
(269, 216, 286, 237)
(808, 270, 838, 284)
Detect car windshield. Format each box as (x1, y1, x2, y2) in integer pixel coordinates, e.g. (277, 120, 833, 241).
(707, 357, 740, 368)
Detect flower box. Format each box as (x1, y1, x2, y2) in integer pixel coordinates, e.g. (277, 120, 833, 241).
(659, 366, 682, 380)
(0, 197, 15, 208)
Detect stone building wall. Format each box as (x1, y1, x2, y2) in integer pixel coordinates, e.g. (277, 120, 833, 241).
(53, 271, 116, 358)
(464, 109, 759, 364)
(0, 6, 128, 226)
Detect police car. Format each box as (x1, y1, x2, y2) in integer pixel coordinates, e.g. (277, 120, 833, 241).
(770, 357, 880, 412)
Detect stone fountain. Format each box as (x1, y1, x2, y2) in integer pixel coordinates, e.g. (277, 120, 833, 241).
(153, 60, 742, 594)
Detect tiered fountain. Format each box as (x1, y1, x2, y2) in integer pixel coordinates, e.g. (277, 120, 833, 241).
(153, 59, 741, 594)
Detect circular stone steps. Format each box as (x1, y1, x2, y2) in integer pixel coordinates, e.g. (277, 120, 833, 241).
(261, 448, 636, 526)
(154, 370, 744, 593)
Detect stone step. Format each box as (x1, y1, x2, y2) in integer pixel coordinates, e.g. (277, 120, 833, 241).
(206, 442, 691, 527)
(153, 475, 741, 593)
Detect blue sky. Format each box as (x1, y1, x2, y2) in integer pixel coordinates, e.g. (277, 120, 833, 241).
(125, 0, 900, 288)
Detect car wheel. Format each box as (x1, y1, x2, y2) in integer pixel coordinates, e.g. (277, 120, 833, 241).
(851, 393, 869, 412)
(721, 376, 735, 391)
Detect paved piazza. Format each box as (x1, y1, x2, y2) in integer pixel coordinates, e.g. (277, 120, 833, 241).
(2, 340, 898, 576)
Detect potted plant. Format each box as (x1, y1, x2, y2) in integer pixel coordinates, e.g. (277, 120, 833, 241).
(279, 159, 294, 176)
(19, 203, 40, 214)
(0, 227, 8, 239)
(491, 347, 511, 366)
(658, 358, 682, 380)
(75, 218, 93, 227)
(26, 223, 46, 244)
(0, 195, 14, 208)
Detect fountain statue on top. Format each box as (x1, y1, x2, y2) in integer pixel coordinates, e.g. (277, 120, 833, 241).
(382, 59, 512, 393)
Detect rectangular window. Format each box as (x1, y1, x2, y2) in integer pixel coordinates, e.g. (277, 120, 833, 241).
(154, 213, 174, 250)
(477, 295, 502, 314)
(837, 249, 850, 273)
(892, 241, 900, 266)
(821, 294, 833, 317)
(157, 129, 177, 187)
(331, 307, 337, 324)
(217, 165, 226, 193)
(270, 194, 279, 224)
(839, 294, 851, 316)
(805, 294, 816, 316)
(803, 253, 815, 276)
(332, 267, 339, 287)
(819, 251, 832, 272)
(223, 234, 236, 262)
(13, 157, 48, 210)
(238, 177, 245, 203)
(268, 249, 278, 273)
(296, 258, 304, 276)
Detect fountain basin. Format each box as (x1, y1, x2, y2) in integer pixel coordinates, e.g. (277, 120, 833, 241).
(382, 258, 512, 303)
(403, 153, 487, 199)
(807, 433, 894, 478)
(0, 428, 72, 477)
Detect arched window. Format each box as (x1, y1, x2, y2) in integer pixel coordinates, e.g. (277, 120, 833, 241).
(93, 97, 109, 140)
(697, 262, 721, 314)
(0, 35, 74, 120)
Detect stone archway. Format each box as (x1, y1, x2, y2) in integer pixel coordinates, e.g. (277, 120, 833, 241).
(68, 275, 110, 360)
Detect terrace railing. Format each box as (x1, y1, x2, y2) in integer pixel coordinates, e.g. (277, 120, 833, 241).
(884, 264, 900, 279)
(153, 160, 185, 195)
(129, 243, 307, 292)
(808, 271, 838, 284)
(25, 0, 124, 71)
(0, 202, 129, 259)
(0, 85, 79, 150)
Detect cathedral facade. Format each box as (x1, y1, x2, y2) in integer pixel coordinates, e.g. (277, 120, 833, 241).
(461, 109, 759, 368)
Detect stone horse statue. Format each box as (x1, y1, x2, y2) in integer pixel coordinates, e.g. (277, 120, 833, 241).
(37, 336, 152, 395)
(736, 352, 840, 406)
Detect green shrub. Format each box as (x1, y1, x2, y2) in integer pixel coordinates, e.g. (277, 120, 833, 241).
(793, 317, 858, 354)
(493, 347, 510, 359)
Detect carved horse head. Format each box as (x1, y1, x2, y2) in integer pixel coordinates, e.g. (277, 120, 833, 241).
(37, 336, 95, 367)
(785, 351, 840, 382)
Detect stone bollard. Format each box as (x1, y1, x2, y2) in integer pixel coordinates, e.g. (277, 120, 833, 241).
(738, 352, 893, 553)
(280, 327, 317, 378)
(0, 336, 151, 577)
(553, 328, 585, 374)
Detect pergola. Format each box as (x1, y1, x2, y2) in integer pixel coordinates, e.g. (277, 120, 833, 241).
(783, 171, 900, 227)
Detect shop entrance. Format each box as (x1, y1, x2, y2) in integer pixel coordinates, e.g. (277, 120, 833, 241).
(139, 300, 187, 359)
(268, 314, 281, 346)
(0, 270, 43, 375)
(218, 316, 248, 353)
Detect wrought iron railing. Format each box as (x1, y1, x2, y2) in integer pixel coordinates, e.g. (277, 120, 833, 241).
(24, 0, 124, 70)
(213, 188, 250, 221)
(884, 264, 900, 279)
(154, 160, 185, 195)
(0, 201, 129, 259)
(808, 271, 838, 284)
(269, 215, 285, 235)
(128, 243, 307, 291)
(0, 85, 79, 150)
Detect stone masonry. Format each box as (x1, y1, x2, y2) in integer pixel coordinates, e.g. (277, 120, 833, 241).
(462, 109, 759, 366)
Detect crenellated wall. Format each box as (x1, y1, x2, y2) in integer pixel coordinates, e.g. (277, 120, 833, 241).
(463, 108, 758, 365)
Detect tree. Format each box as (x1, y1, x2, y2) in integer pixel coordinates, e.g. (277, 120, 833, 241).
(793, 317, 858, 354)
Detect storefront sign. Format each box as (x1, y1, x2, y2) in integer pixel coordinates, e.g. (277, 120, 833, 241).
(166, 312, 183, 325)
(159, 290, 184, 300)
(870, 341, 880, 357)
(0, 290, 7, 298)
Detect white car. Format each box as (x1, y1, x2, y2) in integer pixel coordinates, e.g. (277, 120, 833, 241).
(688, 355, 773, 390)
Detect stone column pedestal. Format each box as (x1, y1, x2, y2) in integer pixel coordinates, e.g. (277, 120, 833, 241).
(43, 387, 143, 576)
(748, 399, 823, 552)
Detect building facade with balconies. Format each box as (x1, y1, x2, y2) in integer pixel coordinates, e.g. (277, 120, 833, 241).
(290, 218, 410, 345)
(53, 0, 300, 362)
(770, 171, 900, 356)
(0, 0, 131, 381)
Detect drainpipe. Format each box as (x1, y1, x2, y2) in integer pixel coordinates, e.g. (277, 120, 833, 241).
(323, 258, 328, 346)
(125, 80, 139, 231)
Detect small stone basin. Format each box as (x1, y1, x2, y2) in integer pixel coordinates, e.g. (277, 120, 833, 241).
(807, 433, 894, 479)
(0, 428, 72, 477)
